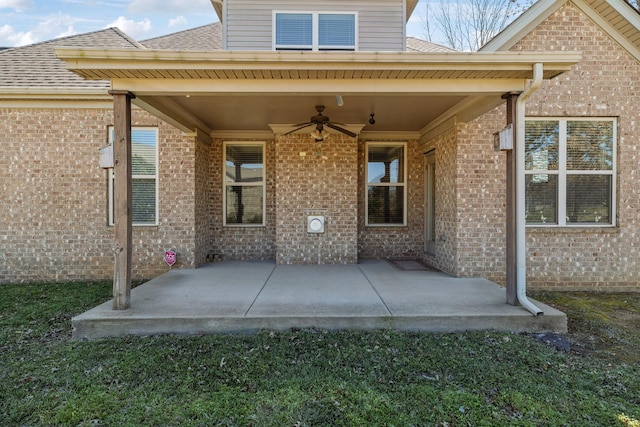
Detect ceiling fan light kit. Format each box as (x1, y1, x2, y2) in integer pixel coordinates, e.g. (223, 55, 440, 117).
(284, 105, 358, 141)
(310, 128, 330, 141)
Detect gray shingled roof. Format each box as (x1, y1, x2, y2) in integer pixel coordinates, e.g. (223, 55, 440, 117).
(406, 37, 457, 53)
(141, 23, 222, 51)
(0, 28, 143, 89)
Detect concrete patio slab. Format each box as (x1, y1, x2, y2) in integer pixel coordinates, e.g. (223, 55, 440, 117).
(72, 260, 567, 339)
(249, 264, 390, 316)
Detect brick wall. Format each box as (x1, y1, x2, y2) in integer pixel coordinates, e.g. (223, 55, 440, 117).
(194, 132, 213, 266)
(421, 128, 461, 275)
(510, 3, 640, 290)
(0, 107, 200, 283)
(275, 133, 358, 264)
(449, 3, 640, 290)
(209, 138, 276, 261)
(358, 139, 424, 260)
(455, 111, 508, 284)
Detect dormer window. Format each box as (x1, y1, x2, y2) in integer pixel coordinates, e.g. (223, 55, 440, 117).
(274, 12, 357, 51)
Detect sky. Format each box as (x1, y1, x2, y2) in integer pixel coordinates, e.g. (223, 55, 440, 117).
(0, 0, 428, 48)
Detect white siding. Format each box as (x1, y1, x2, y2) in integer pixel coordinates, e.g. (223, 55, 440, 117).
(225, 0, 405, 51)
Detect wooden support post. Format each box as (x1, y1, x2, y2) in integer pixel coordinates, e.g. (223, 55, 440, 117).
(503, 93, 519, 305)
(110, 90, 134, 310)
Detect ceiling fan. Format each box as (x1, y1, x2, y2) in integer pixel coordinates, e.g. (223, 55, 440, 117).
(284, 105, 357, 141)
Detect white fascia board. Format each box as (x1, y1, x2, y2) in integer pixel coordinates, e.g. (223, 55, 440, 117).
(572, 0, 640, 62)
(55, 47, 579, 70)
(0, 87, 110, 98)
(111, 77, 530, 96)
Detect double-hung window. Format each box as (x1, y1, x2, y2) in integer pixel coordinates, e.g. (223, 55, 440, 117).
(274, 12, 356, 51)
(366, 142, 407, 226)
(525, 118, 616, 226)
(224, 142, 265, 226)
(108, 127, 158, 226)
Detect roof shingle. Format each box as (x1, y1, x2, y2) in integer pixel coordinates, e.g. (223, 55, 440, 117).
(0, 28, 143, 89)
(406, 37, 457, 53)
(141, 23, 222, 51)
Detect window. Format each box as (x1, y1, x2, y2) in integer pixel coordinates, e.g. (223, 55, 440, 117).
(525, 118, 616, 226)
(108, 127, 158, 226)
(224, 142, 265, 226)
(366, 142, 406, 226)
(274, 12, 356, 51)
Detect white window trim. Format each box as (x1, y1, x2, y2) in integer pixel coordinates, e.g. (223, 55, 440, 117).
(223, 141, 266, 227)
(108, 126, 159, 227)
(365, 141, 408, 227)
(273, 11, 358, 51)
(525, 117, 617, 228)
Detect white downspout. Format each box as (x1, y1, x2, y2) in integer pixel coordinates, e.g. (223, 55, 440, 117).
(516, 63, 544, 316)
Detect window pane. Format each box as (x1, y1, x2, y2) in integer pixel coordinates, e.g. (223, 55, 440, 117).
(525, 121, 559, 171)
(367, 145, 404, 183)
(109, 127, 157, 226)
(319, 14, 355, 47)
(368, 185, 404, 224)
(132, 142, 156, 175)
(567, 121, 614, 171)
(226, 145, 263, 183)
(566, 175, 611, 224)
(525, 174, 557, 224)
(132, 179, 156, 224)
(276, 13, 312, 46)
(226, 186, 263, 225)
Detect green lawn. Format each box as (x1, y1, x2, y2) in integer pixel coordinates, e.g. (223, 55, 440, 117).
(1, 282, 639, 426)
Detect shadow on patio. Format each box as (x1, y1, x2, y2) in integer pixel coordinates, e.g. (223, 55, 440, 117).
(72, 260, 566, 339)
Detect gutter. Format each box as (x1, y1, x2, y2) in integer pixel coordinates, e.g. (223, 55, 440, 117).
(515, 62, 544, 316)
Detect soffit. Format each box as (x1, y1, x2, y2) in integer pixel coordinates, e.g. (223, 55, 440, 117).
(54, 48, 580, 136)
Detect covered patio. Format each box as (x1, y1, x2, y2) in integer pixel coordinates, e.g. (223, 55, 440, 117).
(72, 260, 566, 339)
(56, 47, 578, 335)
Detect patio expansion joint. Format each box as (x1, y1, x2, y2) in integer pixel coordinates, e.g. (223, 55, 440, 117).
(243, 263, 278, 317)
(358, 265, 393, 316)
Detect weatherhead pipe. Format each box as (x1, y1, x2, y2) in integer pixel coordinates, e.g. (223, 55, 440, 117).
(515, 62, 544, 316)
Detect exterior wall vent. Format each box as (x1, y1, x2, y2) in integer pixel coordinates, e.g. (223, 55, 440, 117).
(307, 216, 325, 233)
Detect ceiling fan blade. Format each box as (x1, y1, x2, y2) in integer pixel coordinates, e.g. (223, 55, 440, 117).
(292, 121, 313, 127)
(325, 122, 357, 138)
(283, 123, 313, 135)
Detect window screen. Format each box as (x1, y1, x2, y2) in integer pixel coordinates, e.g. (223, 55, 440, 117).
(318, 14, 355, 49)
(275, 12, 356, 51)
(275, 13, 312, 49)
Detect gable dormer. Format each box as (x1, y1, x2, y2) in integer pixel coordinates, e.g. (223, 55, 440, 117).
(211, 0, 418, 52)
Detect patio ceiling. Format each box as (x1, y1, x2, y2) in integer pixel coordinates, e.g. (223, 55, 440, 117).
(55, 48, 581, 137)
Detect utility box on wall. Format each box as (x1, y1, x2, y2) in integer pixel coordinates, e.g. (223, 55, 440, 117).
(99, 144, 114, 168)
(307, 216, 325, 234)
(493, 124, 513, 151)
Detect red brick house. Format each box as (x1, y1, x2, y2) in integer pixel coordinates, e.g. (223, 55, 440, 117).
(1, 0, 639, 301)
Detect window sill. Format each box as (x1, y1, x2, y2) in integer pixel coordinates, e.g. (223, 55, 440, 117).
(526, 225, 618, 234)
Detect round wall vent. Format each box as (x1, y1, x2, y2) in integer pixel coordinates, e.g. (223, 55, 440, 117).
(307, 216, 325, 233)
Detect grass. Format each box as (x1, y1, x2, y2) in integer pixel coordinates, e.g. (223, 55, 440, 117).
(1, 283, 639, 426)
